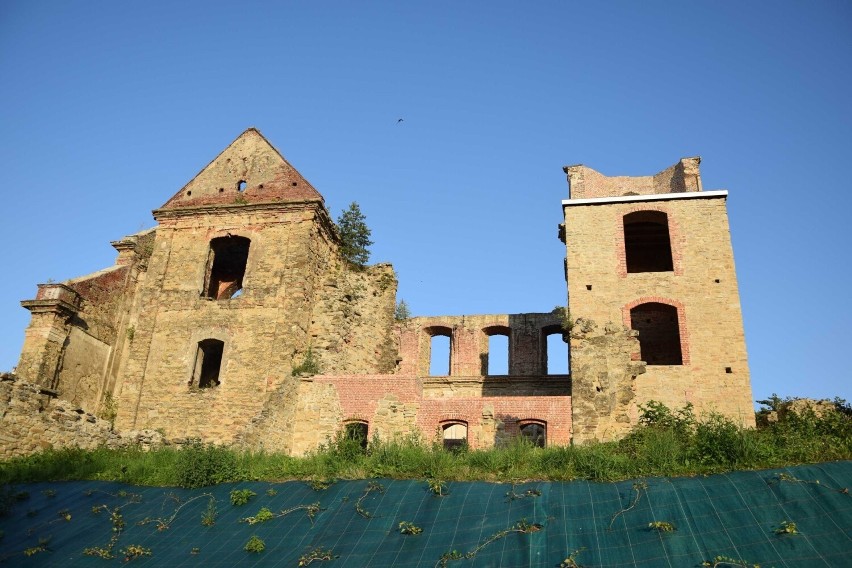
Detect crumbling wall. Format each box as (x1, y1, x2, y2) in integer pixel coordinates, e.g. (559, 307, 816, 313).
(569, 319, 646, 444)
(564, 157, 702, 199)
(0, 375, 164, 459)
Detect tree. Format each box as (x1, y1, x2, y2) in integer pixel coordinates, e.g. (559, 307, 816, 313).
(336, 202, 373, 267)
(395, 299, 411, 321)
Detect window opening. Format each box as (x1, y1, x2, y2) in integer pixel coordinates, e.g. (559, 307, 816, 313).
(191, 339, 224, 388)
(542, 325, 568, 375)
(520, 422, 546, 447)
(623, 211, 673, 273)
(630, 302, 682, 365)
(344, 421, 369, 451)
(237, 180, 247, 192)
(204, 236, 250, 299)
(442, 422, 467, 450)
(486, 333, 509, 376)
(428, 328, 452, 376)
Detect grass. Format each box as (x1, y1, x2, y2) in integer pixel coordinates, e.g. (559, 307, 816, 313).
(1, 400, 850, 487)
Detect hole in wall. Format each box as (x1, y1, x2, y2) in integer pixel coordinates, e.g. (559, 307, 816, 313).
(219, 188, 224, 193)
(586, 284, 592, 291)
(487, 334, 509, 375)
(725, 367, 733, 373)
(187, 191, 192, 196)
(714, 279, 720, 283)
(292, 181, 298, 186)
(237, 180, 247, 192)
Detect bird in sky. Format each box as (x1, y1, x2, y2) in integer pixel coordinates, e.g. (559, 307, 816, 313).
(397, 118, 404, 123)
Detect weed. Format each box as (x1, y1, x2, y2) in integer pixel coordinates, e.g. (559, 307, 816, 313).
(439, 519, 542, 565)
(230, 488, 257, 506)
(505, 485, 542, 501)
(234, 195, 248, 205)
(191, 547, 200, 555)
(244, 535, 265, 553)
(398, 521, 423, 535)
(772, 472, 849, 494)
(266, 488, 278, 496)
(299, 547, 336, 566)
(292, 346, 321, 376)
(559, 548, 587, 568)
(126, 326, 135, 342)
(774, 520, 799, 535)
(241, 507, 275, 525)
(701, 556, 760, 567)
(436, 550, 464, 568)
(41, 489, 56, 498)
(201, 497, 217, 526)
(355, 481, 385, 518)
(176, 441, 239, 488)
(648, 520, 676, 532)
(121, 544, 152, 562)
(58, 508, 71, 522)
(427, 478, 447, 496)
(138, 493, 215, 531)
(608, 480, 647, 530)
(23, 536, 51, 557)
(308, 479, 335, 491)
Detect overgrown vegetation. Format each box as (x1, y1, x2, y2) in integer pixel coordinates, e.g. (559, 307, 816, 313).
(1, 399, 850, 487)
(395, 299, 411, 321)
(336, 201, 373, 267)
(292, 346, 321, 377)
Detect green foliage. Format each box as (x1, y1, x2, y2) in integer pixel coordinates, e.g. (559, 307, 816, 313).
(355, 481, 384, 518)
(241, 507, 275, 525)
(244, 535, 265, 553)
(175, 441, 239, 488)
(398, 521, 423, 535)
(552, 305, 573, 331)
(298, 547, 335, 565)
(23, 536, 50, 557)
(702, 556, 760, 567)
(395, 299, 411, 321)
(774, 520, 799, 535)
(427, 478, 447, 496)
(336, 201, 373, 267)
(201, 497, 217, 526)
(648, 520, 677, 532)
(559, 548, 586, 567)
(230, 488, 257, 506)
(121, 544, 152, 562)
(292, 346, 321, 377)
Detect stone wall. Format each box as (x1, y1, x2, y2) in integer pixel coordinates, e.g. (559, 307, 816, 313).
(0, 375, 163, 459)
(564, 157, 702, 199)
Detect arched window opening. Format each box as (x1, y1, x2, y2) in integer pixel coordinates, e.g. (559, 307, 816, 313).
(483, 326, 510, 376)
(541, 325, 569, 375)
(191, 339, 224, 388)
(427, 326, 452, 376)
(204, 236, 250, 299)
(630, 302, 682, 365)
(237, 180, 247, 192)
(519, 421, 546, 447)
(344, 421, 369, 451)
(442, 421, 468, 451)
(623, 211, 673, 273)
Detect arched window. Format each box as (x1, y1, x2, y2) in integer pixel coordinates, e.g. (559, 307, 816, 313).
(519, 421, 546, 447)
(483, 326, 510, 376)
(426, 326, 452, 376)
(344, 421, 369, 451)
(441, 421, 468, 450)
(541, 325, 569, 375)
(191, 339, 224, 388)
(204, 236, 250, 299)
(630, 302, 682, 365)
(623, 211, 673, 273)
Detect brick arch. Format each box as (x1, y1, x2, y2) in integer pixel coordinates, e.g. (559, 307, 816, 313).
(622, 297, 690, 365)
(615, 205, 684, 277)
(423, 325, 453, 376)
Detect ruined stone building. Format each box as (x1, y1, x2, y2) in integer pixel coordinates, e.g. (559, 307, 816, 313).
(5, 129, 754, 456)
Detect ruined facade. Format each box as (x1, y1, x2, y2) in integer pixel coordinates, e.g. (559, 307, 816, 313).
(6, 129, 753, 456)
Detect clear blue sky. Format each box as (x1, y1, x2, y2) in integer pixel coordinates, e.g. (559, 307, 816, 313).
(1, 1, 850, 405)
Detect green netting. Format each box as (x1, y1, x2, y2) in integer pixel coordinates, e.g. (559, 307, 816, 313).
(1, 462, 850, 567)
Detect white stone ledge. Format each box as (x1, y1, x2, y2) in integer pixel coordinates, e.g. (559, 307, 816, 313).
(562, 190, 728, 207)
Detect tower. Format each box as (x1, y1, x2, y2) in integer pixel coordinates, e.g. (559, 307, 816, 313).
(562, 157, 753, 442)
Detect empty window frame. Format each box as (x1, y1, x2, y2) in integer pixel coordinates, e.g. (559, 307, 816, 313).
(427, 326, 453, 376)
(344, 421, 369, 451)
(204, 236, 250, 299)
(630, 302, 683, 365)
(191, 339, 224, 388)
(623, 211, 673, 273)
(483, 326, 510, 376)
(519, 421, 546, 447)
(441, 421, 468, 450)
(541, 325, 569, 375)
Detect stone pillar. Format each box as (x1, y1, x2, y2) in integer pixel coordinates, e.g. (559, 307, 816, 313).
(17, 284, 81, 389)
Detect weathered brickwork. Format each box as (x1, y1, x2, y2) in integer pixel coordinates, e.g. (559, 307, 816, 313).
(5, 130, 754, 458)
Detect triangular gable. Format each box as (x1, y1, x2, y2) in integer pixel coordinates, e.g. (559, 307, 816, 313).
(158, 128, 323, 210)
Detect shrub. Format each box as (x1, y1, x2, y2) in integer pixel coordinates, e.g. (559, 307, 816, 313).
(336, 202, 373, 267)
(175, 441, 239, 488)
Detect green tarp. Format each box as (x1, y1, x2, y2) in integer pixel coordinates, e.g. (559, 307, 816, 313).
(1, 462, 850, 567)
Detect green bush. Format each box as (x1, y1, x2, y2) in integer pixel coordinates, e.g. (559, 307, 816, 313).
(175, 441, 240, 488)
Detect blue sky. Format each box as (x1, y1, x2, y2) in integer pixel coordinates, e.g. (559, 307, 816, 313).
(1, 1, 850, 405)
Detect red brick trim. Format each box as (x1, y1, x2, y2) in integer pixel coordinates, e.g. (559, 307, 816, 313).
(621, 297, 690, 365)
(615, 206, 684, 277)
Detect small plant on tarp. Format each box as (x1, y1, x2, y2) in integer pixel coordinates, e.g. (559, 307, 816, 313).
(559, 547, 587, 568)
(427, 478, 447, 496)
(308, 479, 336, 491)
(201, 497, 217, 526)
(299, 547, 336, 566)
(121, 544, 152, 562)
(355, 481, 384, 518)
(771, 472, 849, 494)
(23, 536, 51, 557)
(436, 550, 464, 568)
(398, 521, 423, 535)
(244, 535, 265, 553)
(608, 480, 647, 530)
(266, 488, 278, 496)
(438, 519, 542, 566)
(230, 488, 256, 506)
(240, 502, 324, 526)
(505, 485, 542, 501)
(648, 520, 676, 532)
(774, 520, 799, 536)
(83, 506, 127, 559)
(701, 556, 761, 568)
(138, 492, 216, 531)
